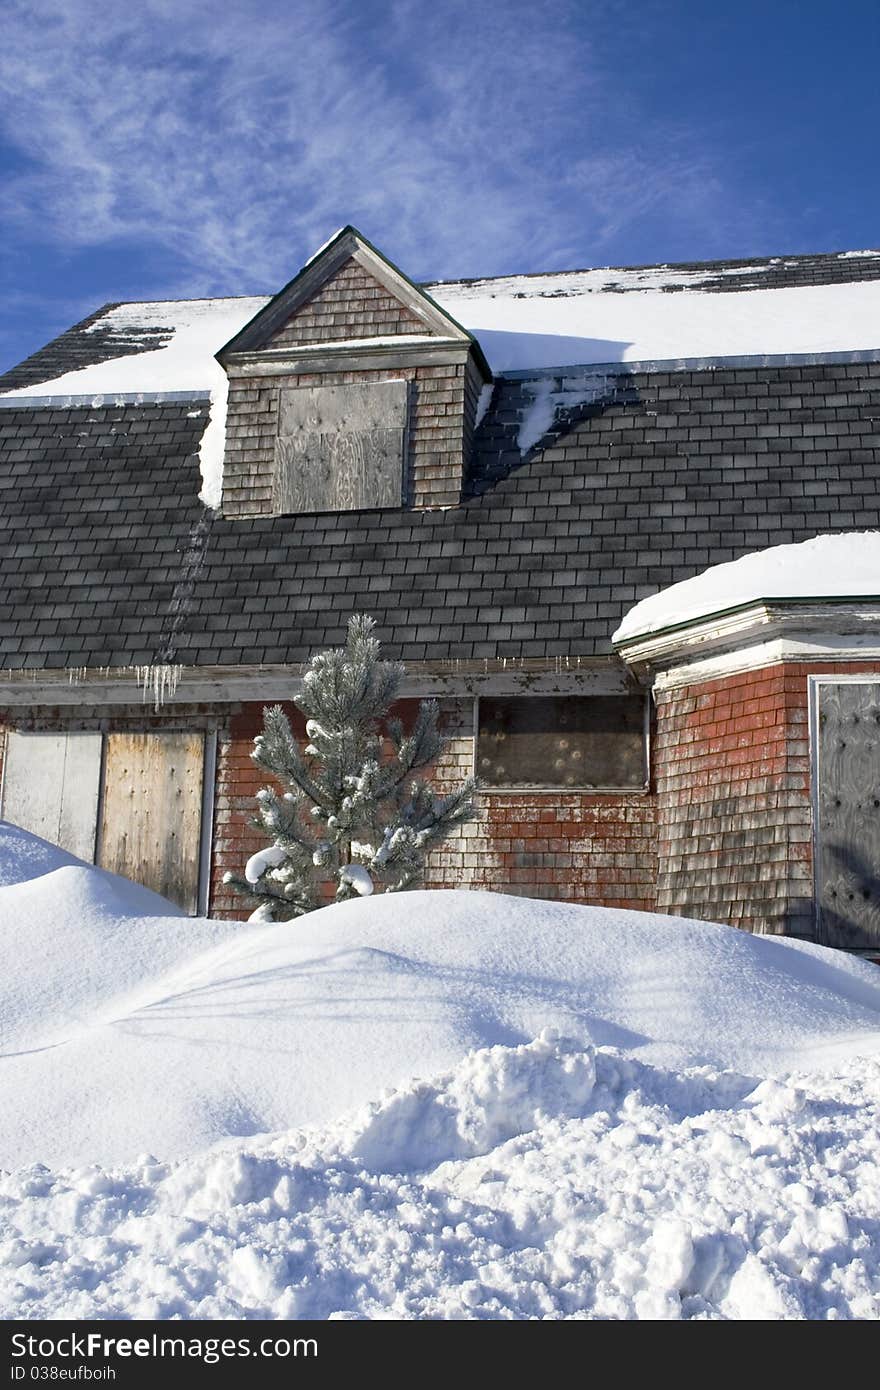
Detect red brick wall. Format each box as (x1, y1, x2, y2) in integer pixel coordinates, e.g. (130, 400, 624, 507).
(211, 702, 292, 916)
(422, 698, 656, 907)
(210, 697, 657, 920)
(654, 659, 880, 935)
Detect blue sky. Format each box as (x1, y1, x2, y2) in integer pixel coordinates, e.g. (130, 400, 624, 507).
(1, 0, 878, 372)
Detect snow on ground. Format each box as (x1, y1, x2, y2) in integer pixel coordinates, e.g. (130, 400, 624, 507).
(1, 826, 879, 1319)
(614, 532, 880, 643)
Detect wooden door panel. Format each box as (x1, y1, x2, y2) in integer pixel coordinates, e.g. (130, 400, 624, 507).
(98, 733, 204, 913)
(816, 682, 880, 948)
(1, 731, 101, 862)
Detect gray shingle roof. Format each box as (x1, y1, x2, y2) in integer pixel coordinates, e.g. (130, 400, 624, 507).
(2, 356, 879, 671)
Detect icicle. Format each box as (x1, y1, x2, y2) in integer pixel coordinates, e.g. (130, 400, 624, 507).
(135, 663, 184, 712)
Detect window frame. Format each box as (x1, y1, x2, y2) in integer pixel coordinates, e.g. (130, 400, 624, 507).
(472, 693, 651, 794)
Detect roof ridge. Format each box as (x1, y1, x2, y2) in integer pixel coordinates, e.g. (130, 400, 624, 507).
(421, 247, 880, 288)
(55, 248, 880, 310)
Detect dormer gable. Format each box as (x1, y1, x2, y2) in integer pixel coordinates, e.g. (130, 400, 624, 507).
(216, 228, 490, 518)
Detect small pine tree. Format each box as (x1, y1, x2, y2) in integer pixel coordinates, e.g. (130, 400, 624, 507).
(224, 615, 476, 920)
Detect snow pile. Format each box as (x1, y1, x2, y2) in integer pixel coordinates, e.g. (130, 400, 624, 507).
(347, 1030, 596, 1173)
(2, 834, 880, 1171)
(2, 1037, 878, 1319)
(614, 532, 880, 643)
(1, 827, 879, 1319)
(0, 820, 79, 886)
(0, 298, 265, 508)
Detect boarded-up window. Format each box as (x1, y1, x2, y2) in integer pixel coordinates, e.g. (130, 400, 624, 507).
(815, 680, 880, 949)
(97, 733, 206, 914)
(0, 731, 102, 861)
(274, 380, 407, 514)
(477, 696, 647, 789)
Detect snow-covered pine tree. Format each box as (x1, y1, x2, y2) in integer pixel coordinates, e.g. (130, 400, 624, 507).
(224, 614, 476, 920)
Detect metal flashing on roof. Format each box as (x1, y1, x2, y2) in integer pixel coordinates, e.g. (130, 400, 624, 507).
(498, 347, 880, 381)
(0, 390, 211, 409)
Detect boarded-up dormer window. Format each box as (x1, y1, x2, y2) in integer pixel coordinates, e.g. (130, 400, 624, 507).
(274, 380, 407, 514)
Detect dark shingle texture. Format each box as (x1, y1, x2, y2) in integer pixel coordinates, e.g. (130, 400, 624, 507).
(3, 359, 879, 671)
(0, 401, 208, 669)
(0, 307, 175, 393)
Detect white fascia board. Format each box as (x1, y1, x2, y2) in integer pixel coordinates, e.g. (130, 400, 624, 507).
(651, 632, 880, 692)
(615, 600, 880, 678)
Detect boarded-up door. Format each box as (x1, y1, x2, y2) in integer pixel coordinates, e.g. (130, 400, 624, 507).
(815, 681, 880, 948)
(1, 731, 102, 861)
(98, 733, 205, 913)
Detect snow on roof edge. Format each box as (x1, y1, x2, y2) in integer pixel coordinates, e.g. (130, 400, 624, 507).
(613, 533, 880, 645)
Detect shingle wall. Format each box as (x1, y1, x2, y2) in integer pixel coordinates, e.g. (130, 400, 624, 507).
(222, 359, 471, 517)
(654, 660, 880, 936)
(209, 698, 657, 919)
(269, 258, 425, 345)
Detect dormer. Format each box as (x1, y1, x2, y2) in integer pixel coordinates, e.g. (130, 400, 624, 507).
(216, 227, 491, 517)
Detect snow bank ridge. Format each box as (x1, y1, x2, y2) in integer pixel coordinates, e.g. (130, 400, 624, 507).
(344, 1030, 597, 1172)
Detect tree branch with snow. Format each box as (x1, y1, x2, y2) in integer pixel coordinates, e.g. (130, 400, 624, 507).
(228, 615, 476, 920)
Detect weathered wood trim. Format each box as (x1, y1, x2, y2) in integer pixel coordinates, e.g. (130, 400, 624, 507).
(650, 634, 880, 692)
(198, 729, 218, 916)
(616, 600, 880, 681)
(0, 657, 631, 706)
(224, 341, 472, 377)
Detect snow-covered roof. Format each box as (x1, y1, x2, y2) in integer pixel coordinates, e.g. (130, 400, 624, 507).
(3, 246, 880, 509)
(614, 532, 880, 644)
(434, 272, 880, 373)
(7, 251, 880, 393)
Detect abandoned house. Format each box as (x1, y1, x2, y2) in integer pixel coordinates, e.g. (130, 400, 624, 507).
(1, 226, 880, 954)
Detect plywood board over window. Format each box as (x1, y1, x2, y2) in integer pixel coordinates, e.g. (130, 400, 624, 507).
(477, 696, 648, 789)
(814, 680, 880, 949)
(98, 733, 205, 914)
(274, 380, 407, 514)
(0, 731, 102, 861)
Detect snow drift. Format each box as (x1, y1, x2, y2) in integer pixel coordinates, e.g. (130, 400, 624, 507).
(2, 824, 880, 1170)
(2, 825, 879, 1320)
(3, 1033, 879, 1320)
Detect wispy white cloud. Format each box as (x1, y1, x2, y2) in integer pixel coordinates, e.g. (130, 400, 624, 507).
(0, 0, 772, 300)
